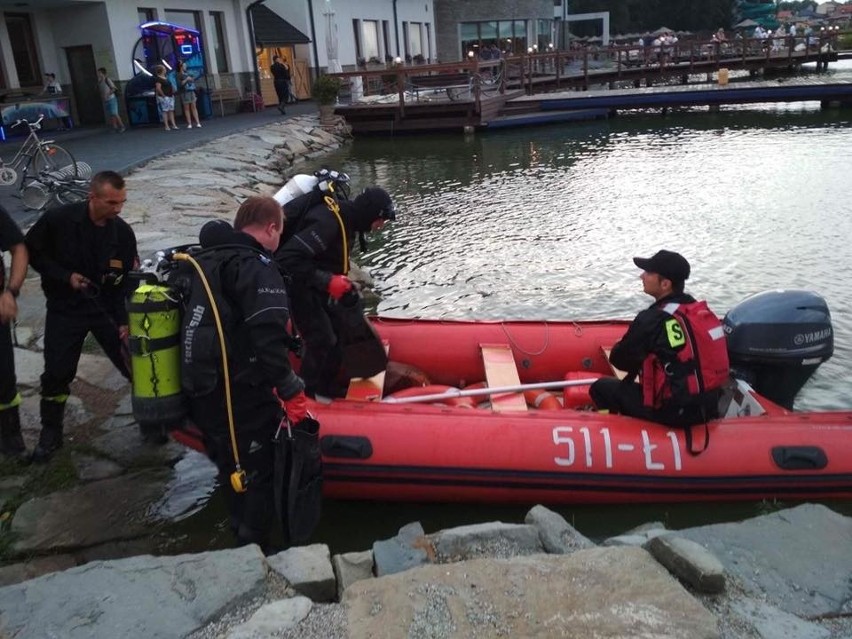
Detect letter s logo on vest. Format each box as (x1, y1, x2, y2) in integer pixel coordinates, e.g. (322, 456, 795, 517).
(665, 318, 685, 348)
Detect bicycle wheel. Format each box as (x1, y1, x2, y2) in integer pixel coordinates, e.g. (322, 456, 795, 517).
(20, 180, 49, 211)
(31, 144, 77, 179)
(53, 183, 89, 207)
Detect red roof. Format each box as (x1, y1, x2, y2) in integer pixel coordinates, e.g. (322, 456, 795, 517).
(777, 10, 793, 19)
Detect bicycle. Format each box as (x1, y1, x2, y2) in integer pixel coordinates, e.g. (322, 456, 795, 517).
(20, 161, 92, 212)
(0, 115, 77, 189)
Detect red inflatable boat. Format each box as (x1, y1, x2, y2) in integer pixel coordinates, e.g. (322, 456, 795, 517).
(172, 290, 852, 505)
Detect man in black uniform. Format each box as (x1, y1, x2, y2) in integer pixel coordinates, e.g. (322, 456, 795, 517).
(275, 186, 396, 401)
(589, 250, 729, 428)
(25, 171, 138, 462)
(0, 205, 28, 459)
(270, 55, 292, 114)
(181, 196, 307, 549)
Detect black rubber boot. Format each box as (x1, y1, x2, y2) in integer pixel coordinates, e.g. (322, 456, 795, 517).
(0, 406, 26, 460)
(30, 399, 65, 464)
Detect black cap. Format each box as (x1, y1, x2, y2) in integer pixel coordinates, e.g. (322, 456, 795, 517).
(633, 250, 690, 283)
(199, 219, 234, 248)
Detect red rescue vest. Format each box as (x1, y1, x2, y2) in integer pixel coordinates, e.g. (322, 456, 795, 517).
(642, 300, 730, 409)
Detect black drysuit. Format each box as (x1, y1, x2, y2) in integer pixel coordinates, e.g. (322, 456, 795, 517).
(180, 232, 303, 548)
(275, 199, 367, 397)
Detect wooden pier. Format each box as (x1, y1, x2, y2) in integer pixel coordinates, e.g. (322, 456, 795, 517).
(331, 32, 850, 135)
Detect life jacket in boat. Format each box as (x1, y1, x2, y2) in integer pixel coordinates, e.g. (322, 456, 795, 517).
(641, 300, 729, 410)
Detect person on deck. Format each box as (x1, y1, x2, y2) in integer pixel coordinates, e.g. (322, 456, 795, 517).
(589, 250, 730, 428)
(275, 186, 396, 402)
(181, 197, 307, 550)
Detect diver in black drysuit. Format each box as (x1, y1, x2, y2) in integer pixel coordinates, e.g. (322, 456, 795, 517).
(275, 187, 395, 399)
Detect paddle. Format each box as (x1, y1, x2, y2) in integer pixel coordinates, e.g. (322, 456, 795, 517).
(382, 378, 600, 405)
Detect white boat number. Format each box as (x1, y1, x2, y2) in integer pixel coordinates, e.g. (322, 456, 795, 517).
(552, 427, 683, 471)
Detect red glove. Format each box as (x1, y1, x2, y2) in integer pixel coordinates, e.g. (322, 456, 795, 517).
(281, 391, 308, 424)
(327, 275, 353, 301)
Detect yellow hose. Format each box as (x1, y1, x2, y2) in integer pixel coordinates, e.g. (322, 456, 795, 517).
(174, 252, 245, 492)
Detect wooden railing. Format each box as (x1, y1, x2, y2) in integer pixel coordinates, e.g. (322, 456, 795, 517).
(329, 30, 847, 105)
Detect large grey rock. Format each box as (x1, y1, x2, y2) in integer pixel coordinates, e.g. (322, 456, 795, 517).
(432, 521, 543, 561)
(373, 521, 430, 577)
(679, 503, 852, 617)
(90, 420, 184, 467)
(344, 546, 719, 639)
(730, 597, 832, 639)
(332, 550, 374, 599)
(10, 469, 170, 554)
(267, 544, 336, 602)
(12, 347, 42, 387)
(76, 351, 130, 391)
(524, 504, 595, 553)
(0, 545, 268, 639)
(0, 554, 77, 588)
(226, 596, 312, 639)
(645, 534, 726, 594)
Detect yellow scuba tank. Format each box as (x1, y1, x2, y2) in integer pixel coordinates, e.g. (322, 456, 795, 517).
(128, 283, 186, 429)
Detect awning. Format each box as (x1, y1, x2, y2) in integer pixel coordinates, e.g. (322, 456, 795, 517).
(251, 4, 311, 46)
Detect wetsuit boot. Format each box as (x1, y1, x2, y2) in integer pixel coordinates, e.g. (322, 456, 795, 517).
(0, 405, 26, 460)
(31, 399, 65, 463)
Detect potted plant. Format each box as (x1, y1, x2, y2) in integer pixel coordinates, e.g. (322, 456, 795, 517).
(312, 74, 341, 124)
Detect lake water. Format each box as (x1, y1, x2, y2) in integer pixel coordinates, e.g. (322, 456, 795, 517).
(161, 62, 852, 554)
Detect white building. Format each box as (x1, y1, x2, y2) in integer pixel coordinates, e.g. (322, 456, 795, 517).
(0, 0, 435, 126)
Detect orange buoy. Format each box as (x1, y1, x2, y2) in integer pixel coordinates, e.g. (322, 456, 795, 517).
(562, 371, 603, 409)
(523, 389, 562, 410)
(386, 385, 477, 409)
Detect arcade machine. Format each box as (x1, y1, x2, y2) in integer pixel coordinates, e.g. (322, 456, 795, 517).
(125, 21, 211, 127)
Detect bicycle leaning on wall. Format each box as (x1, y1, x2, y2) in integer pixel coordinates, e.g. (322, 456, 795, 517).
(0, 115, 77, 189)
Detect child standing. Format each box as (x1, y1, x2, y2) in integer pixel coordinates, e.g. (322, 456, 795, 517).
(153, 65, 177, 131)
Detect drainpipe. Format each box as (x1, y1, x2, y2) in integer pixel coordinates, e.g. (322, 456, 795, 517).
(246, 0, 267, 95)
(307, 0, 320, 78)
(393, 0, 400, 56)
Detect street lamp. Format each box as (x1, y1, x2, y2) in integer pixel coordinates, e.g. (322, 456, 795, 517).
(468, 50, 475, 59)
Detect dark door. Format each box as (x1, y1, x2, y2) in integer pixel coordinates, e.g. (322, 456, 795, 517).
(65, 45, 102, 126)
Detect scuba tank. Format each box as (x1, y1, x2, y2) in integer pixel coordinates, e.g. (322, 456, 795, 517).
(128, 283, 186, 431)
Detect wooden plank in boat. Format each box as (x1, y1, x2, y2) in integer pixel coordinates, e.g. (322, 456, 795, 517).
(346, 342, 390, 402)
(481, 343, 527, 412)
(601, 346, 628, 380)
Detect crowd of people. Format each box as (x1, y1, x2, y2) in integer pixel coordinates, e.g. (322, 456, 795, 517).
(0, 164, 732, 549)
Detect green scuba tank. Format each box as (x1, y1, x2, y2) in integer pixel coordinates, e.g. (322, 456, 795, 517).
(128, 283, 186, 429)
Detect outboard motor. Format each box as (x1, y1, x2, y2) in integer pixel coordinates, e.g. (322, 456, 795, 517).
(723, 290, 833, 409)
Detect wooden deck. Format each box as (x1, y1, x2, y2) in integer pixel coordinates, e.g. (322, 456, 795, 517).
(330, 34, 850, 135)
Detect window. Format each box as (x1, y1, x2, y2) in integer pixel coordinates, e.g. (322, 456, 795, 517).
(164, 9, 199, 30)
(5, 13, 40, 86)
(361, 20, 379, 61)
(382, 20, 391, 60)
(408, 22, 422, 57)
(210, 11, 229, 72)
(353, 19, 362, 60)
(138, 7, 155, 23)
(461, 20, 527, 57)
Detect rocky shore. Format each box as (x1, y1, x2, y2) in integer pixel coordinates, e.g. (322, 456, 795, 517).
(2, 114, 852, 638)
(3, 503, 852, 638)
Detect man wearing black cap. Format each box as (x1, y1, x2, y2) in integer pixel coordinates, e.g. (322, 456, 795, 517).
(589, 250, 730, 432)
(276, 186, 396, 401)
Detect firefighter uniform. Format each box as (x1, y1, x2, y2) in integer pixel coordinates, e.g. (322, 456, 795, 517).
(25, 199, 137, 461)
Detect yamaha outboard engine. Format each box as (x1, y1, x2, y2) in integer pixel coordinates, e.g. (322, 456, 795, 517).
(723, 290, 833, 409)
